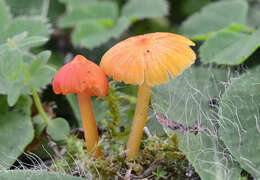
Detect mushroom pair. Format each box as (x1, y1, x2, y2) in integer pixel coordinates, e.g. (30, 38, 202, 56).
(52, 32, 196, 159)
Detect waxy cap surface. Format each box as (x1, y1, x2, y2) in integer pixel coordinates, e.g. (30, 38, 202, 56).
(52, 55, 108, 97)
(100, 32, 196, 86)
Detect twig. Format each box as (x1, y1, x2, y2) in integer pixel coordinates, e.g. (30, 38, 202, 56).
(123, 163, 133, 180)
(156, 113, 206, 135)
(133, 158, 163, 179)
(143, 126, 152, 138)
(47, 136, 66, 159)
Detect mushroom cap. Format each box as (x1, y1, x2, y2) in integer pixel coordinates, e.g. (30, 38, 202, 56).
(52, 55, 108, 97)
(100, 32, 196, 86)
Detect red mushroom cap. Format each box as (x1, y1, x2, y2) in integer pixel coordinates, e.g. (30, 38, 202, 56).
(52, 55, 108, 97)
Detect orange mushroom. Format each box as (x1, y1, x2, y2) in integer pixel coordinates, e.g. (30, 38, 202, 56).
(52, 55, 108, 157)
(100, 32, 196, 159)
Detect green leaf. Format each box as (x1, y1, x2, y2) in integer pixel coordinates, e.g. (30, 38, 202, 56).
(3, 42, 52, 93)
(219, 71, 260, 178)
(0, 0, 11, 33)
(47, 118, 70, 141)
(58, 0, 96, 9)
(0, 72, 23, 91)
(1, 16, 50, 44)
(146, 111, 166, 136)
(30, 65, 56, 90)
(0, 170, 85, 180)
(0, 35, 51, 104)
(29, 50, 51, 75)
(6, 52, 53, 96)
(180, 0, 248, 40)
(32, 114, 47, 139)
(72, 21, 107, 46)
(0, 75, 25, 106)
(0, 33, 47, 55)
(2, 32, 48, 51)
(122, 0, 168, 20)
(0, 48, 23, 82)
(7, 82, 23, 106)
(0, 96, 34, 169)
(6, 0, 47, 17)
(151, 66, 241, 180)
(109, 17, 131, 38)
(59, 1, 118, 27)
(66, 94, 82, 127)
(200, 29, 260, 65)
(16, 36, 48, 49)
(72, 17, 130, 49)
(180, 0, 211, 16)
(224, 23, 252, 33)
(8, 32, 28, 44)
(247, 2, 260, 28)
(0, 44, 9, 56)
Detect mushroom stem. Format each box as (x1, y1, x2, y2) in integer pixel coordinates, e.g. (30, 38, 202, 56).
(126, 82, 151, 159)
(77, 92, 102, 158)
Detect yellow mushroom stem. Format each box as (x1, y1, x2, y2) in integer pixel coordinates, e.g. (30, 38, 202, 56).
(77, 92, 102, 158)
(126, 82, 151, 159)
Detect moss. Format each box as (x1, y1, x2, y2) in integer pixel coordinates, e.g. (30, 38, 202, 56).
(102, 81, 123, 138)
(52, 133, 197, 179)
(102, 81, 136, 143)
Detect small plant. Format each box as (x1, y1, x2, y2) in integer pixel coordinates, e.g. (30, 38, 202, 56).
(152, 165, 168, 180)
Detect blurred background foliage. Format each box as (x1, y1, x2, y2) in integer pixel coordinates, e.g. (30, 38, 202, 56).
(0, 0, 259, 179)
